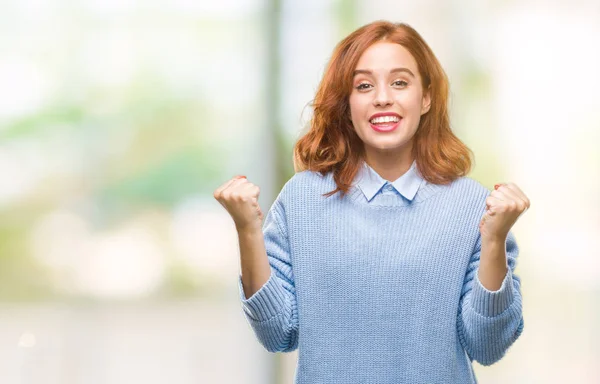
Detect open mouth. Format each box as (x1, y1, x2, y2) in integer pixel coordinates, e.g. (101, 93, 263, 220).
(369, 115, 402, 132)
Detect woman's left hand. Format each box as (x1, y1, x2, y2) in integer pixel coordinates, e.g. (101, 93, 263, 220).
(480, 182, 530, 242)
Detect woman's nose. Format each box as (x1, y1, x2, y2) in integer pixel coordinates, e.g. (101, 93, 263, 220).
(373, 87, 393, 107)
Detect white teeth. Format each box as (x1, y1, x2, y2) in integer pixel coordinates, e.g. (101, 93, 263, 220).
(370, 115, 400, 124)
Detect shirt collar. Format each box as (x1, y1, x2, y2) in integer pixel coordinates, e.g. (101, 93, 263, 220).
(355, 160, 425, 202)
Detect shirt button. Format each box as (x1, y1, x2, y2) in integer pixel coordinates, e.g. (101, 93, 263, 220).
(385, 184, 393, 191)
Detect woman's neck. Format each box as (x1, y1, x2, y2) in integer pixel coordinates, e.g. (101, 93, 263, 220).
(364, 146, 414, 182)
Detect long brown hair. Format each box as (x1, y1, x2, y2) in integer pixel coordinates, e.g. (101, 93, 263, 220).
(293, 21, 472, 197)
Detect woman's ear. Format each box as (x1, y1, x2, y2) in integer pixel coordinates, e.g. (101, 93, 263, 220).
(421, 87, 431, 115)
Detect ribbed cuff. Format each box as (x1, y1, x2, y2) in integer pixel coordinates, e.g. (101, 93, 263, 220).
(238, 269, 288, 322)
(471, 269, 515, 317)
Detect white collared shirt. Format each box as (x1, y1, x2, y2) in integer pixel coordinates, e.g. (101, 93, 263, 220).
(354, 160, 426, 202)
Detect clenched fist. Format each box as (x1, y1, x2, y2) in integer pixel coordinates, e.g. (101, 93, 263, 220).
(214, 175, 264, 232)
(479, 182, 530, 242)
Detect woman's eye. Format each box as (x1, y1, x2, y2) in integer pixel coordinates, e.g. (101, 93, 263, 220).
(356, 83, 372, 90)
(393, 80, 408, 87)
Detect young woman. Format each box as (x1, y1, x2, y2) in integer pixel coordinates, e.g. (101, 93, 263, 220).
(214, 20, 530, 384)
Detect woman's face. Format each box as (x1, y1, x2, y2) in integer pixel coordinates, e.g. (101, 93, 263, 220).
(349, 42, 430, 157)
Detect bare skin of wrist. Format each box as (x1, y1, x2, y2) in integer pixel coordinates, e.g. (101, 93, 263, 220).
(237, 226, 271, 299)
(478, 236, 508, 291)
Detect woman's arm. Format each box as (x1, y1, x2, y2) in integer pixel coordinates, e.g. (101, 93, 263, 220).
(456, 232, 524, 366)
(478, 182, 530, 290)
(215, 177, 299, 353)
(237, 225, 271, 299)
(214, 175, 270, 298)
(237, 200, 300, 353)
(457, 182, 529, 365)
(478, 238, 508, 291)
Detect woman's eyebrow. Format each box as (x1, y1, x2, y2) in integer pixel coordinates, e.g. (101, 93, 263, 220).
(353, 68, 415, 78)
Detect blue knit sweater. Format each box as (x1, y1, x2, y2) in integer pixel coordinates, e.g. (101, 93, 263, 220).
(238, 166, 524, 384)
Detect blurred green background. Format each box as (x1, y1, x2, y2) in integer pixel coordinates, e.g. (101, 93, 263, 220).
(0, 0, 598, 383)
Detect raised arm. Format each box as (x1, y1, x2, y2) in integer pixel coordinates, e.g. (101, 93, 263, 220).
(214, 176, 299, 352)
(456, 232, 524, 365)
(457, 182, 529, 365)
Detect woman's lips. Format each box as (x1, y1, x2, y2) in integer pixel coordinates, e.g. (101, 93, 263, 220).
(370, 119, 401, 132)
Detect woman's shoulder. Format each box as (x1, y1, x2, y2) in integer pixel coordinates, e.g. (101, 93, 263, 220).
(272, 170, 338, 208)
(431, 176, 491, 204)
(449, 176, 490, 194)
(452, 176, 492, 202)
(281, 170, 335, 194)
(413, 176, 488, 207)
(289, 169, 330, 183)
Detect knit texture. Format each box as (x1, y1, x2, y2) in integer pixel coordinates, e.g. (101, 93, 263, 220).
(238, 170, 524, 384)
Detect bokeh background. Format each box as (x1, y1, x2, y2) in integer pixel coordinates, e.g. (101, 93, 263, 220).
(0, 0, 599, 383)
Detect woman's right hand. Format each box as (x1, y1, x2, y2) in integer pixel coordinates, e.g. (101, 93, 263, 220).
(213, 176, 264, 232)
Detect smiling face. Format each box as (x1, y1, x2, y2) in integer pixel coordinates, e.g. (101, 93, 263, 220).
(349, 41, 431, 161)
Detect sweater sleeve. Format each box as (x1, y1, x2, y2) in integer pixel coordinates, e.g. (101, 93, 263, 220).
(237, 198, 299, 353)
(456, 231, 524, 366)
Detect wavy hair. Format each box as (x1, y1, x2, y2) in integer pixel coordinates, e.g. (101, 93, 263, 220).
(293, 21, 472, 197)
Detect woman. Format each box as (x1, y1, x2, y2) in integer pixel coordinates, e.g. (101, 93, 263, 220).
(214, 20, 530, 384)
